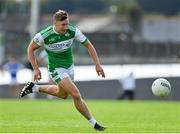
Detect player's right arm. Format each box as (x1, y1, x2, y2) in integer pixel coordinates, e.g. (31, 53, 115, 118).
(27, 40, 41, 81)
(28, 32, 44, 81)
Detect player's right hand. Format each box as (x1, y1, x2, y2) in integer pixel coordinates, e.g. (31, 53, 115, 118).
(33, 68, 41, 81)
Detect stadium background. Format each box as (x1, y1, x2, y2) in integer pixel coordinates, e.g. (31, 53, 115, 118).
(1, 0, 180, 100)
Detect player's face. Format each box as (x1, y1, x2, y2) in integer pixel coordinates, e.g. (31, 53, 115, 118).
(54, 19, 69, 32)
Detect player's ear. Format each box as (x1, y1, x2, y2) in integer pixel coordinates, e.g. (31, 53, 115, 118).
(53, 19, 56, 25)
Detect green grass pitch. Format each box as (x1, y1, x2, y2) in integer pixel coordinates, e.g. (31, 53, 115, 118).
(0, 99, 180, 133)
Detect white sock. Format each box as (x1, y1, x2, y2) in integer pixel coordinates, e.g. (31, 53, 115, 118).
(89, 117, 97, 127)
(32, 84, 39, 92)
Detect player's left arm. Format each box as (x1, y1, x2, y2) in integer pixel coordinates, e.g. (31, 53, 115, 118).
(74, 27, 105, 78)
(84, 40, 105, 78)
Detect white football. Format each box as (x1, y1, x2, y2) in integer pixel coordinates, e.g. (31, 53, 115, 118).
(152, 78, 171, 97)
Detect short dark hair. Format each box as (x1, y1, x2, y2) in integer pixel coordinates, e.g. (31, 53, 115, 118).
(53, 10, 68, 21)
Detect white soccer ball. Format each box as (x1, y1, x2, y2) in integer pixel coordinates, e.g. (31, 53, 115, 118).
(152, 78, 171, 97)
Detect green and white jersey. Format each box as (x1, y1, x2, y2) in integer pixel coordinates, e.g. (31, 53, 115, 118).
(33, 24, 88, 70)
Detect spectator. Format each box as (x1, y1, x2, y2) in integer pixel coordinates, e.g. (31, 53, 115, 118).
(3, 56, 23, 97)
(117, 70, 136, 100)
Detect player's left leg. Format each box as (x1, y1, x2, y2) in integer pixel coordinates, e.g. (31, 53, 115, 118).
(60, 77, 91, 119)
(59, 77, 106, 131)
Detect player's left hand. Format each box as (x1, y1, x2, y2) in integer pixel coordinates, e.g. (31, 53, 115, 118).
(96, 64, 105, 78)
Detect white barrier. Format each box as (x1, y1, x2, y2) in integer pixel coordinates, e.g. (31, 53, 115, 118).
(0, 64, 180, 85)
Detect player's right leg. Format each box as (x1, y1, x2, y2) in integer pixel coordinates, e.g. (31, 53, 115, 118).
(20, 82, 34, 97)
(20, 67, 73, 98)
(39, 85, 68, 99)
(20, 82, 68, 99)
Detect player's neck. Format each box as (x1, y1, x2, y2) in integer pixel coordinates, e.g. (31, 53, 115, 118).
(54, 26, 67, 34)
(58, 29, 67, 34)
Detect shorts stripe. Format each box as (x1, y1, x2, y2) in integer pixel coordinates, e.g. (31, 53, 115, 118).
(55, 78, 61, 84)
(49, 70, 61, 84)
(51, 71, 58, 77)
(48, 65, 74, 84)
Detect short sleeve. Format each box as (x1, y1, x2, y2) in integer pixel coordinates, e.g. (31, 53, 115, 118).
(33, 33, 44, 46)
(75, 28, 88, 44)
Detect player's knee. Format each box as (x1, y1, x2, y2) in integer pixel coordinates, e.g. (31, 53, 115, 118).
(72, 91, 81, 100)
